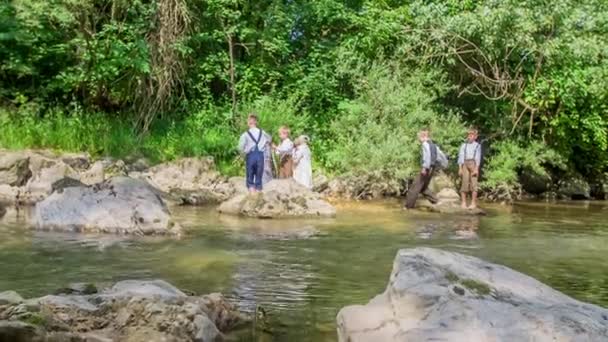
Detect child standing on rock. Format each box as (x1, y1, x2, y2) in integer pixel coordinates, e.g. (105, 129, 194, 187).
(274, 126, 294, 178)
(238, 114, 268, 193)
(458, 128, 482, 209)
(292, 135, 313, 189)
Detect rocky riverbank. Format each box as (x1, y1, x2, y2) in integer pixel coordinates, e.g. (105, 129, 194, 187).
(0, 279, 249, 342)
(337, 247, 608, 342)
(0, 149, 339, 233)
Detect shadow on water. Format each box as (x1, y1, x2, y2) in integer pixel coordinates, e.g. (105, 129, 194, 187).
(0, 200, 607, 341)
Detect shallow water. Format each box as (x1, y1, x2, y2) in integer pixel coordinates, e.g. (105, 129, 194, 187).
(1, 200, 607, 341)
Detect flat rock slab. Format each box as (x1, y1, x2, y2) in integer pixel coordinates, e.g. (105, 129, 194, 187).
(337, 247, 608, 342)
(218, 179, 336, 219)
(34, 177, 181, 236)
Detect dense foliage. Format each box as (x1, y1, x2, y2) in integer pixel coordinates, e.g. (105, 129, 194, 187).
(1, 0, 607, 194)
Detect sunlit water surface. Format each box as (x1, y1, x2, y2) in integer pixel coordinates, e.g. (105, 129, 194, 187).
(1, 200, 607, 341)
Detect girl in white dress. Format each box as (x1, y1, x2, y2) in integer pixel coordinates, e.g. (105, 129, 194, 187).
(292, 135, 313, 189)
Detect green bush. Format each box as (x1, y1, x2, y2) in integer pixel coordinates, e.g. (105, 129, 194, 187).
(237, 95, 311, 143)
(481, 140, 565, 200)
(324, 63, 466, 183)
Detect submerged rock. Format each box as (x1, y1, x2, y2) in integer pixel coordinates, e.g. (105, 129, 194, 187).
(337, 247, 608, 342)
(0, 280, 248, 342)
(34, 177, 181, 236)
(218, 179, 336, 218)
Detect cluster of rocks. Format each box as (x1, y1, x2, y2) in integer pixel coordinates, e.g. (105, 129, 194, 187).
(218, 179, 336, 219)
(519, 168, 608, 200)
(337, 247, 608, 342)
(0, 279, 248, 342)
(0, 150, 338, 234)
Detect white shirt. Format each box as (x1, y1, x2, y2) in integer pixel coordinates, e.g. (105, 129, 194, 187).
(275, 138, 294, 156)
(238, 128, 268, 154)
(458, 141, 481, 165)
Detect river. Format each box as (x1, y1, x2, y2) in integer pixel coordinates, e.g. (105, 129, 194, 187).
(0, 200, 607, 341)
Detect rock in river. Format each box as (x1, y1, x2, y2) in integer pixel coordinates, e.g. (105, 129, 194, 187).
(218, 179, 336, 218)
(140, 157, 236, 205)
(34, 177, 181, 236)
(0, 279, 248, 342)
(337, 247, 608, 342)
(416, 188, 486, 216)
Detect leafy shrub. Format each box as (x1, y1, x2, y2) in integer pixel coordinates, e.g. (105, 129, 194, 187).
(324, 63, 466, 185)
(481, 140, 565, 200)
(237, 95, 311, 143)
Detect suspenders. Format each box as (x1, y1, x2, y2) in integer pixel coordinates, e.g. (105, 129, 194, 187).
(246, 129, 264, 152)
(464, 142, 480, 160)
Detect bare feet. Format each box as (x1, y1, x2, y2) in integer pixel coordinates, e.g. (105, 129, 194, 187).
(461, 202, 468, 209)
(468, 204, 477, 210)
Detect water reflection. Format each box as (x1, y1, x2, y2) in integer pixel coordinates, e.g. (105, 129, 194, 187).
(0, 201, 607, 341)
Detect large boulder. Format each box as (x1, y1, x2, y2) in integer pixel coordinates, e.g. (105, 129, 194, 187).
(34, 177, 181, 236)
(337, 248, 608, 342)
(218, 179, 336, 218)
(519, 168, 552, 195)
(141, 157, 235, 205)
(0, 280, 248, 342)
(590, 173, 608, 200)
(558, 175, 591, 200)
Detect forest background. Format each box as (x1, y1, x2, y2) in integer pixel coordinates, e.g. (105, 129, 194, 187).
(1, 0, 607, 199)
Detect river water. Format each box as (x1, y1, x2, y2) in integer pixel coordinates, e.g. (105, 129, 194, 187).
(1, 200, 607, 341)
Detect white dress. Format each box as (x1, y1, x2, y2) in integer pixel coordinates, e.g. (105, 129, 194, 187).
(293, 144, 313, 189)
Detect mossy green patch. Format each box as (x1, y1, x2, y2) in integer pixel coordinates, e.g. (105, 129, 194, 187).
(82, 283, 97, 295)
(445, 271, 460, 283)
(20, 313, 47, 326)
(460, 278, 491, 296)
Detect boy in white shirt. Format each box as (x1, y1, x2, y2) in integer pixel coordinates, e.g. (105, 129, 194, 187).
(238, 114, 268, 193)
(458, 128, 482, 209)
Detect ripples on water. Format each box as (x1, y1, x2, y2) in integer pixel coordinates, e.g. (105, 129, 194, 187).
(0, 200, 607, 341)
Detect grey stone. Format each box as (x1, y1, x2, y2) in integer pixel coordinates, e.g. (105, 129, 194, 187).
(36, 295, 98, 312)
(34, 177, 181, 236)
(0, 152, 31, 186)
(193, 314, 221, 342)
(0, 320, 42, 342)
(0, 290, 24, 305)
(141, 157, 233, 205)
(519, 168, 552, 195)
(337, 248, 608, 342)
(102, 280, 187, 300)
(558, 175, 591, 200)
